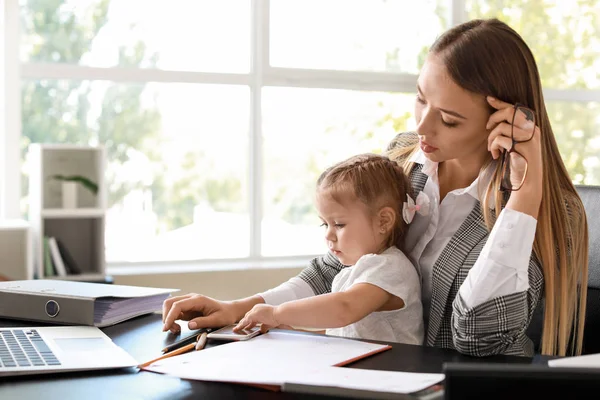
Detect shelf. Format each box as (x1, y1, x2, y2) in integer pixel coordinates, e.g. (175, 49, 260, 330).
(33, 143, 101, 151)
(0, 224, 32, 280)
(28, 144, 107, 281)
(43, 273, 107, 282)
(41, 208, 105, 218)
(0, 219, 30, 230)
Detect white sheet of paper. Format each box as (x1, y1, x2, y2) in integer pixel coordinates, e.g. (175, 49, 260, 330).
(146, 331, 388, 373)
(144, 331, 443, 393)
(548, 353, 600, 368)
(145, 330, 443, 394)
(146, 331, 452, 390)
(288, 366, 444, 394)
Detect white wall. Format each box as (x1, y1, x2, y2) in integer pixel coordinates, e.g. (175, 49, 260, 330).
(113, 268, 304, 300)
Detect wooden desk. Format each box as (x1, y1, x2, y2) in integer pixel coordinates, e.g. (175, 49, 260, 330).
(0, 314, 549, 399)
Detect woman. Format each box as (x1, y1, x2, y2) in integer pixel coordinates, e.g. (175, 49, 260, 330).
(162, 18, 588, 357)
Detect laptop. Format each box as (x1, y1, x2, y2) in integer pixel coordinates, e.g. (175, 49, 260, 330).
(443, 361, 600, 400)
(0, 325, 138, 377)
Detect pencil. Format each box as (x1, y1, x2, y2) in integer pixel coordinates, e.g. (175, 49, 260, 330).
(161, 329, 209, 354)
(138, 341, 196, 369)
(195, 332, 208, 351)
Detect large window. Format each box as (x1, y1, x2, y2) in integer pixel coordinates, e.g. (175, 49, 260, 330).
(262, 88, 416, 256)
(2, 0, 599, 267)
(269, 0, 443, 73)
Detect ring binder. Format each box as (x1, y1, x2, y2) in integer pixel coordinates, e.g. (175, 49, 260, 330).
(0, 280, 178, 327)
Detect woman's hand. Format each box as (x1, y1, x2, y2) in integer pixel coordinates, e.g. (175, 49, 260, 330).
(162, 293, 257, 333)
(485, 96, 543, 192)
(485, 96, 543, 217)
(234, 304, 280, 333)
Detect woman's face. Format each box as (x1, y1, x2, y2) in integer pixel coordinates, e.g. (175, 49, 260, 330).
(415, 54, 491, 164)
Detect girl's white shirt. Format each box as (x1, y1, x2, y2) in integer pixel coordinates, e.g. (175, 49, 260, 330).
(259, 150, 537, 326)
(325, 246, 423, 344)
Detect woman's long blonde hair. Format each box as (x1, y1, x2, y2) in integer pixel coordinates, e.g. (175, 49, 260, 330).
(389, 18, 589, 356)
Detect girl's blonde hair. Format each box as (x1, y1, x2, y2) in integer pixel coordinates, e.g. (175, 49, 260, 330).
(317, 153, 412, 250)
(389, 18, 588, 356)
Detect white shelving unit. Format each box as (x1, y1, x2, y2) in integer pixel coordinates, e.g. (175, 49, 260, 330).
(28, 144, 107, 281)
(0, 219, 33, 280)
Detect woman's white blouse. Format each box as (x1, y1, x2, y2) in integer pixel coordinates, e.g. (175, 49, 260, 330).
(404, 151, 537, 325)
(259, 150, 538, 326)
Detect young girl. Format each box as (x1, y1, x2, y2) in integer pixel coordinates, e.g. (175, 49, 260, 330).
(234, 153, 425, 344)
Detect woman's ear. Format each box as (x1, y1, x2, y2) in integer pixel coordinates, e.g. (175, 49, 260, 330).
(377, 207, 397, 234)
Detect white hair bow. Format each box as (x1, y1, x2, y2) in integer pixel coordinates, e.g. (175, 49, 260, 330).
(402, 192, 430, 224)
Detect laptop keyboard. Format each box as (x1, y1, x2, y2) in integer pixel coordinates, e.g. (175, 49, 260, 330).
(0, 329, 61, 368)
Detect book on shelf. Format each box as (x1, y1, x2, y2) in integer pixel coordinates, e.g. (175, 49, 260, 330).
(48, 237, 67, 276)
(43, 236, 56, 277)
(54, 236, 82, 275)
(43, 235, 82, 277)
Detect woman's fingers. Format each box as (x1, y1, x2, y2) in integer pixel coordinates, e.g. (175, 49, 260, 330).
(486, 96, 512, 110)
(188, 313, 228, 331)
(163, 294, 240, 333)
(487, 122, 516, 159)
(486, 96, 543, 191)
(514, 108, 535, 130)
(486, 97, 536, 138)
(489, 135, 513, 160)
(488, 120, 538, 157)
(487, 122, 512, 151)
(486, 104, 516, 131)
(162, 296, 206, 332)
(170, 324, 182, 334)
(162, 294, 194, 323)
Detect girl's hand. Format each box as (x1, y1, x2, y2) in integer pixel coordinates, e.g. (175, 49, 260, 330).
(485, 96, 543, 193)
(234, 304, 279, 333)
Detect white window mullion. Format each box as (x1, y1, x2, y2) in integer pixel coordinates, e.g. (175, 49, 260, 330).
(249, 0, 269, 257)
(21, 63, 252, 85)
(260, 0, 271, 71)
(450, 0, 467, 27)
(23, 62, 420, 94)
(1, 0, 21, 219)
(264, 67, 418, 93)
(543, 89, 600, 103)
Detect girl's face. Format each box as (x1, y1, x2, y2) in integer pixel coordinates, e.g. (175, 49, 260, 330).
(414, 54, 491, 164)
(316, 193, 385, 266)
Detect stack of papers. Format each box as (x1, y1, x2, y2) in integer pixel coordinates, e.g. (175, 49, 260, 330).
(94, 294, 172, 326)
(144, 331, 444, 396)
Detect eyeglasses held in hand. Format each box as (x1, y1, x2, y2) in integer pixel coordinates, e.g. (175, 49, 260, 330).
(499, 103, 536, 192)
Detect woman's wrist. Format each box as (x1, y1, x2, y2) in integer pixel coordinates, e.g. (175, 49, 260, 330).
(230, 295, 265, 322)
(272, 305, 283, 327)
(506, 183, 542, 219)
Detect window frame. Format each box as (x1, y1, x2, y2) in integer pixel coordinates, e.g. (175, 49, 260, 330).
(2, 0, 599, 271)
(1, 0, 21, 220)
